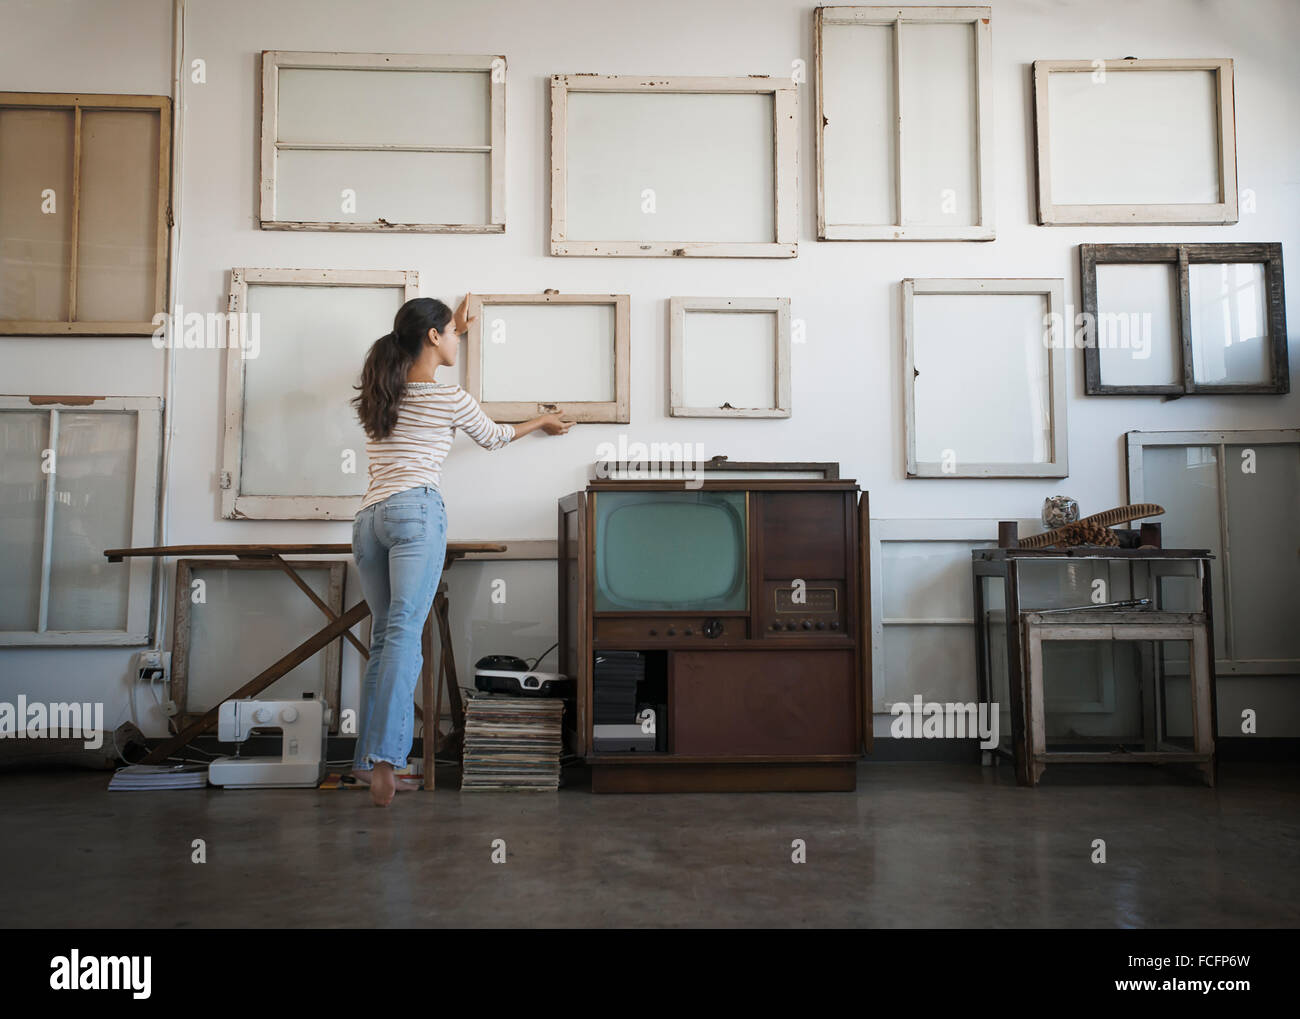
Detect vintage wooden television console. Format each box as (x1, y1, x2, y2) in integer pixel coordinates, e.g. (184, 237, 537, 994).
(558, 478, 871, 792)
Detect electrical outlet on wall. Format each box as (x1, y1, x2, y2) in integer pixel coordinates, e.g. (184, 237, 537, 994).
(134, 650, 171, 686)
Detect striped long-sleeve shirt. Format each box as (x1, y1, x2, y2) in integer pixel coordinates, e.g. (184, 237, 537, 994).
(358, 381, 515, 511)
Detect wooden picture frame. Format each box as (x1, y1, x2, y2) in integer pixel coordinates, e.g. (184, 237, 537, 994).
(814, 6, 994, 240)
(171, 558, 344, 732)
(1081, 243, 1288, 396)
(221, 267, 420, 520)
(668, 297, 791, 417)
(1032, 58, 1238, 225)
(903, 278, 1068, 478)
(0, 92, 171, 335)
(549, 75, 798, 257)
(259, 51, 506, 233)
(0, 396, 161, 645)
(465, 292, 630, 422)
(1125, 429, 1300, 676)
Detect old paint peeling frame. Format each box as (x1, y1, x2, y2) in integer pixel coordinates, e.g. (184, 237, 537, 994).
(465, 292, 631, 423)
(549, 75, 798, 258)
(221, 267, 420, 520)
(1032, 58, 1238, 226)
(814, 6, 995, 241)
(259, 51, 506, 233)
(668, 296, 792, 417)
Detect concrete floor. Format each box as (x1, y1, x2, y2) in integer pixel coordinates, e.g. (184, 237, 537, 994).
(1, 761, 1297, 928)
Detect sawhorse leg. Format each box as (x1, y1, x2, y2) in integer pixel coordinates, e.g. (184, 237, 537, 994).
(419, 581, 466, 791)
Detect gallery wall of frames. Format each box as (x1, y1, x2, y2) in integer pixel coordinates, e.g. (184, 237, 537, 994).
(1, 0, 1296, 741)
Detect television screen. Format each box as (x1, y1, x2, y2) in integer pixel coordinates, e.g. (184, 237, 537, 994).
(594, 491, 747, 611)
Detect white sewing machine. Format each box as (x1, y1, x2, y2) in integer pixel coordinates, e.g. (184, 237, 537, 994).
(208, 698, 330, 789)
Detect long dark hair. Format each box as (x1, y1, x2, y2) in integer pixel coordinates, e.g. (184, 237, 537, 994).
(352, 297, 453, 441)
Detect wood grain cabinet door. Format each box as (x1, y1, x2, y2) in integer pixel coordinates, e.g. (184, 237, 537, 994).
(669, 649, 857, 756)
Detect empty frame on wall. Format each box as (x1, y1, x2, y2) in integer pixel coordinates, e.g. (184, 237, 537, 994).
(0, 397, 161, 645)
(465, 292, 630, 422)
(1081, 243, 1288, 396)
(171, 559, 344, 730)
(1126, 430, 1300, 676)
(903, 278, 1068, 478)
(259, 52, 505, 232)
(0, 93, 171, 334)
(869, 518, 1037, 715)
(668, 297, 791, 417)
(222, 268, 419, 520)
(549, 75, 798, 257)
(1033, 58, 1238, 225)
(815, 6, 994, 240)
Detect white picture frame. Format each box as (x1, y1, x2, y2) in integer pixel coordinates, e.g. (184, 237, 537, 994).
(1032, 58, 1238, 226)
(221, 267, 420, 520)
(464, 292, 631, 423)
(668, 297, 791, 417)
(549, 74, 798, 257)
(815, 6, 994, 240)
(259, 51, 506, 233)
(0, 396, 161, 645)
(903, 278, 1068, 478)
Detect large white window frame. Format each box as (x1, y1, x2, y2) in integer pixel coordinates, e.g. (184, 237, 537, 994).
(221, 267, 420, 520)
(0, 396, 161, 645)
(549, 74, 798, 258)
(259, 51, 506, 233)
(1032, 58, 1238, 226)
(903, 277, 1068, 478)
(815, 6, 994, 240)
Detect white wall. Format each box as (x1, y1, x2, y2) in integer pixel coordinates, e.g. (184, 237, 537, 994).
(1, 0, 1297, 740)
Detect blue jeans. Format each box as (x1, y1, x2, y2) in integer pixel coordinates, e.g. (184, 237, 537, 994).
(350, 485, 448, 770)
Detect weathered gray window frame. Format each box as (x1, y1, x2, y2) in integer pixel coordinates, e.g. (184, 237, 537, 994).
(668, 297, 791, 417)
(814, 5, 994, 240)
(1032, 58, 1238, 226)
(549, 75, 798, 258)
(1081, 243, 1288, 396)
(259, 51, 506, 233)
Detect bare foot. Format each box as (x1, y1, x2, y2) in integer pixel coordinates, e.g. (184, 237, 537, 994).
(353, 770, 420, 793)
(369, 761, 396, 806)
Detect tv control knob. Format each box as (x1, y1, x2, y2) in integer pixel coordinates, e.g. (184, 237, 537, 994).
(830, 620, 840, 630)
(683, 628, 693, 636)
(703, 618, 724, 638)
(648, 628, 657, 636)
(815, 621, 826, 631)
(785, 623, 797, 632)
(667, 627, 677, 636)
(770, 622, 781, 631)
(802, 620, 813, 630)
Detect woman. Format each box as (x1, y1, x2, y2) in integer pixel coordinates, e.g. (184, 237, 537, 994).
(350, 295, 571, 806)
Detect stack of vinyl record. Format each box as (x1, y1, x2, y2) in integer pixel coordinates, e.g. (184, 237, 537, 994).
(593, 651, 644, 724)
(461, 695, 565, 791)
